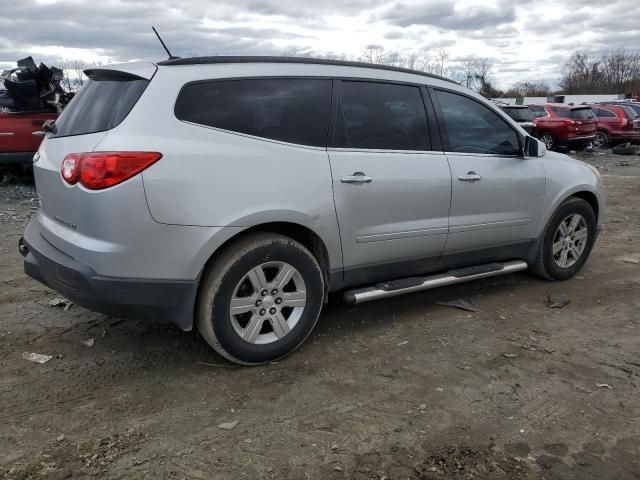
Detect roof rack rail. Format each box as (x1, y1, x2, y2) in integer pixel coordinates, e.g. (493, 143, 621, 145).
(156, 55, 457, 84)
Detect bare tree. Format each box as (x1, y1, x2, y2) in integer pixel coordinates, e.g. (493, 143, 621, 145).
(559, 49, 640, 94)
(504, 80, 551, 98)
(360, 45, 386, 64)
(56, 59, 101, 91)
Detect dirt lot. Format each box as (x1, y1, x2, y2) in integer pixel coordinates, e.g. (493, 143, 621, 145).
(1, 150, 639, 480)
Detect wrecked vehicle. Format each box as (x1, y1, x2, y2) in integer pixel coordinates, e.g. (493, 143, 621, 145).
(0, 57, 71, 168)
(498, 105, 537, 136)
(20, 57, 604, 365)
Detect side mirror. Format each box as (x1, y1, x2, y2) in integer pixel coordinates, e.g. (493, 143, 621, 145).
(524, 136, 546, 157)
(42, 119, 57, 135)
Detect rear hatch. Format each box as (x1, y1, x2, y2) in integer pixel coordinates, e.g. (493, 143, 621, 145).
(621, 105, 640, 131)
(570, 107, 597, 135)
(33, 64, 155, 252)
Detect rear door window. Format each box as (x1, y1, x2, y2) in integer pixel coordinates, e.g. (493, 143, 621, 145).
(52, 77, 149, 137)
(175, 78, 332, 147)
(594, 108, 616, 118)
(434, 90, 520, 155)
(570, 108, 596, 120)
(550, 107, 571, 118)
(332, 81, 430, 150)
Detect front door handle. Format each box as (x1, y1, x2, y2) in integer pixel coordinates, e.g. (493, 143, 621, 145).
(341, 172, 373, 184)
(458, 171, 482, 182)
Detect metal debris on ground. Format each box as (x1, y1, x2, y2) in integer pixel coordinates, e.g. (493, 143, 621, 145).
(622, 257, 639, 264)
(596, 383, 613, 390)
(503, 353, 518, 358)
(435, 297, 479, 312)
(546, 295, 570, 309)
(217, 421, 239, 430)
(81, 338, 95, 347)
(49, 297, 73, 310)
(397, 340, 409, 346)
(22, 352, 53, 363)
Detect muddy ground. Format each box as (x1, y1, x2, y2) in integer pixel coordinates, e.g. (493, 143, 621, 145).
(1, 150, 639, 480)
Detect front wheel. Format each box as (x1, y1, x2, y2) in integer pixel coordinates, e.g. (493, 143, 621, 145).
(196, 233, 324, 365)
(530, 198, 597, 280)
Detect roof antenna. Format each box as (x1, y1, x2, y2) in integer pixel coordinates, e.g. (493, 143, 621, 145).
(152, 26, 179, 60)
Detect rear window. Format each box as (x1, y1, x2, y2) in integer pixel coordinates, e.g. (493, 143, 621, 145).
(502, 107, 534, 122)
(621, 106, 639, 120)
(52, 78, 149, 137)
(175, 78, 332, 147)
(570, 108, 595, 120)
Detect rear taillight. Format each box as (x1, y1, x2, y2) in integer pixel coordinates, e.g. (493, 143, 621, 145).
(61, 152, 162, 190)
(61, 153, 81, 185)
(563, 119, 576, 127)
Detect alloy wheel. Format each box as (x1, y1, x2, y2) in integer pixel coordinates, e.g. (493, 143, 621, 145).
(592, 133, 606, 149)
(540, 134, 554, 150)
(229, 261, 307, 344)
(552, 214, 589, 268)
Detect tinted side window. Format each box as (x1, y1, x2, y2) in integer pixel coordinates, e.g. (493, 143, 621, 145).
(175, 78, 332, 147)
(435, 90, 520, 155)
(53, 78, 149, 138)
(333, 81, 430, 150)
(594, 108, 616, 118)
(570, 108, 595, 120)
(550, 107, 571, 118)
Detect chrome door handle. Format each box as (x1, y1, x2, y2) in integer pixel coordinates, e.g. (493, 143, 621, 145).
(341, 172, 372, 184)
(32, 131, 46, 137)
(458, 172, 482, 182)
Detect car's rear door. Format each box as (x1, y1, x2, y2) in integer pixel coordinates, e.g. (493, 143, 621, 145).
(430, 88, 545, 255)
(328, 80, 451, 285)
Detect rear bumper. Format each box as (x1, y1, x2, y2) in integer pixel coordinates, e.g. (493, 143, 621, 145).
(0, 151, 35, 166)
(565, 135, 595, 147)
(21, 219, 197, 329)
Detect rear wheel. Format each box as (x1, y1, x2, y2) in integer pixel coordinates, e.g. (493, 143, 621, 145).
(530, 198, 597, 280)
(196, 232, 324, 365)
(539, 133, 555, 150)
(593, 130, 609, 149)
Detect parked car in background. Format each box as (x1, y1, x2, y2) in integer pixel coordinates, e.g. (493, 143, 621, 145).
(21, 57, 603, 365)
(589, 104, 640, 148)
(1, 56, 70, 169)
(529, 104, 597, 150)
(0, 111, 56, 167)
(498, 105, 537, 136)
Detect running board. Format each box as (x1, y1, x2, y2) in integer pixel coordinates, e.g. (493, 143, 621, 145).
(343, 260, 528, 305)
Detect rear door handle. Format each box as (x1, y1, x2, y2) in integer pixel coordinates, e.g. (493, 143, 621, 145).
(458, 171, 482, 182)
(341, 172, 373, 184)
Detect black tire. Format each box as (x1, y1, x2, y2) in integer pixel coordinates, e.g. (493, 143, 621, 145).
(196, 232, 324, 365)
(594, 130, 609, 149)
(539, 132, 555, 150)
(530, 197, 597, 281)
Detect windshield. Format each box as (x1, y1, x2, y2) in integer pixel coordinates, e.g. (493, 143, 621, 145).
(503, 107, 534, 122)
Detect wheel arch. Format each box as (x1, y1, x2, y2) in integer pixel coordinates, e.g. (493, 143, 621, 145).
(536, 186, 601, 238)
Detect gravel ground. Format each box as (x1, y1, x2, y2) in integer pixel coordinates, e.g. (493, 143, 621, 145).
(1, 150, 639, 479)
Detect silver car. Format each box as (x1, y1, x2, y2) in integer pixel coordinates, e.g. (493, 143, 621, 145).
(20, 57, 604, 364)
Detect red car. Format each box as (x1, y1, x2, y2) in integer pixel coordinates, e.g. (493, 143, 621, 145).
(529, 104, 597, 150)
(0, 111, 56, 167)
(589, 104, 640, 148)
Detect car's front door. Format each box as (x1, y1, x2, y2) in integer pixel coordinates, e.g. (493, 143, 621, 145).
(431, 88, 546, 255)
(328, 80, 452, 285)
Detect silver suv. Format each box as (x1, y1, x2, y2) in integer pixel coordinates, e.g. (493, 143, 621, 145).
(20, 57, 604, 364)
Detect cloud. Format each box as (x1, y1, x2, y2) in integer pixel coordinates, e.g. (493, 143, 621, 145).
(378, 1, 516, 30)
(1, 0, 639, 89)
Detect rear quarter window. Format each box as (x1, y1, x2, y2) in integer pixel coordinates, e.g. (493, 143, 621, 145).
(570, 108, 595, 120)
(52, 78, 149, 137)
(175, 78, 332, 147)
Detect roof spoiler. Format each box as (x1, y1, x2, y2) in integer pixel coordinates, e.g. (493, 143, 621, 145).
(83, 63, 157, 81)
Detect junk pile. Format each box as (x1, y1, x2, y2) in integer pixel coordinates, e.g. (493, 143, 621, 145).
(0, 57, 73, 114)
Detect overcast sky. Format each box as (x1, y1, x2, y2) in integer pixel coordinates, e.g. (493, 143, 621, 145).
(1, 0, 638, 88)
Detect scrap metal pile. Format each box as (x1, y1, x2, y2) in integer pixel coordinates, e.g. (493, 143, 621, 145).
(0, 57, 72, 114)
